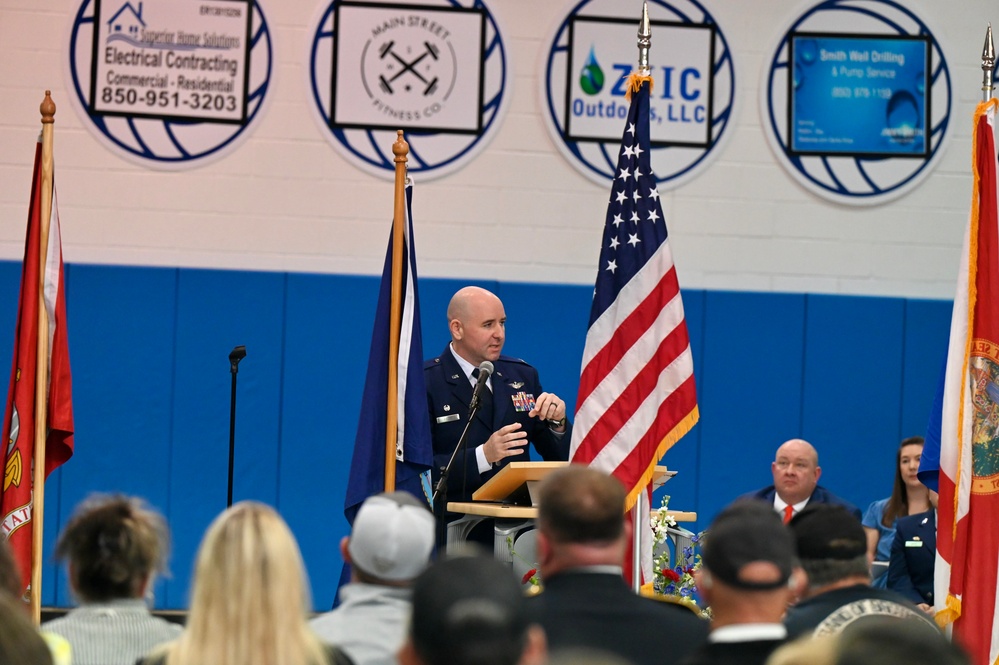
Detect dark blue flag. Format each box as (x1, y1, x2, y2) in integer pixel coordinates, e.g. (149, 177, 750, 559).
(344, 182, 433, 524)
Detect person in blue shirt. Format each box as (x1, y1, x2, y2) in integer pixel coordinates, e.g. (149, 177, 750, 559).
(862, 437, 930, 587)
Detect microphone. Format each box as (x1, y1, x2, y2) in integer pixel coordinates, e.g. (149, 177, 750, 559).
(469, 360, 494, 410)
(229, 345, 246, 374)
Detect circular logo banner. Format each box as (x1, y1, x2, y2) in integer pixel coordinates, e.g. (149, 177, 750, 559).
(66, 0, 274, 170)
(760, 0, 952, 205)
(541, 0, 736, 189)
(307, 0, 510, 181)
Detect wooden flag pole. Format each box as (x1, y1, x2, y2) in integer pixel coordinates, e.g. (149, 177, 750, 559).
(31, 91, 56, 625)
(385, 131, 409, 491)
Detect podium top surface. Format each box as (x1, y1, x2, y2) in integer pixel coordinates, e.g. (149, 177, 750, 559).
(472, 462, 567, 502)
(472, 462, 677, 503)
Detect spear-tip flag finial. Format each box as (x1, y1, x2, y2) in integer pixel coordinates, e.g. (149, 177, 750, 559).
(983, 23, 995, 102)
(637, 1, 651, 76)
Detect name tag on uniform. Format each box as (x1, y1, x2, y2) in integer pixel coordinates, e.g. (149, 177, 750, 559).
(905, 539, 923, 548)
(511, 391, 536, 412)
(436, 414, 460, 424)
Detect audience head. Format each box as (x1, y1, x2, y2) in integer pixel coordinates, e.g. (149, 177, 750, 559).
(789, 504, 869, 594)
(0, 535, 22, 598)
(0, 593, 53, 665)
(447, 286, 506, 365)
(54, 494, 168, 602)
(883, 436, 925, 525)
(345, 491, 435, 585)
(834, 617, 968, 665)
(698, 501, 801, 625)
(401, 554, 546, 665)
(174, 501, 326, 665)
(536, 465, 627, 575)
(771, 439, 821, 505)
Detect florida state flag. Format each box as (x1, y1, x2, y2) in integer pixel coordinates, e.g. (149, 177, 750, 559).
(0, 140, 74, 597)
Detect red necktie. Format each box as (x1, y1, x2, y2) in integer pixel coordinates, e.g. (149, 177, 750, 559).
(783, 505, 794, 524)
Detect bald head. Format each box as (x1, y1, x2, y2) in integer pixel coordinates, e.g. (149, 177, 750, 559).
(448, 287, 506, 366)
(771, 438, 821, 505)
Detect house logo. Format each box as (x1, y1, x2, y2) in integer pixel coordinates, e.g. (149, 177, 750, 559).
(107, 1, 144, 39)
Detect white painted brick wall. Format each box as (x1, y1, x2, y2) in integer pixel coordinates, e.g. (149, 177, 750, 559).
(0, 0, 991, 297)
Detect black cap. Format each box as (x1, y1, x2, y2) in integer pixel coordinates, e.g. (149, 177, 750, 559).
(790, 504, 867, 561)
(702, 501, 796, 590)
(410, 555, 528, 665)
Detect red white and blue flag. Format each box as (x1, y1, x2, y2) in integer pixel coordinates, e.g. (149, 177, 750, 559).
(920, 99, 999, 664)
(570, 75, 698, 547)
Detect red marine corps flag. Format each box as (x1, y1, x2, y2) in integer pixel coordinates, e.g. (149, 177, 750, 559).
(1, 95, 74, 610)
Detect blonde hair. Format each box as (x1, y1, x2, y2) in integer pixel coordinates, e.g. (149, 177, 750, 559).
(164, 502, 326, 665)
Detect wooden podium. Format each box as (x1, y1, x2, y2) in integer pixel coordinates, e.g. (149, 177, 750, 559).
(445, 462, 565, 559)
(445, 462, 694, 561)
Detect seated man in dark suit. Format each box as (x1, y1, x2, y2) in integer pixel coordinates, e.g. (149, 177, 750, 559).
(741, 438, 861, 523)
(527, 465, 708, 665)
(888, 489, 937, 612)
(425, 286, 571, 510)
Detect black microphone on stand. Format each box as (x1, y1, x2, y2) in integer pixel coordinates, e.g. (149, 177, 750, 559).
(227, 345, 246, 508)
(468, 360, 493, 410)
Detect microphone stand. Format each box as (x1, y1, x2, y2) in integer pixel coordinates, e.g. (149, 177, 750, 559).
(227, 345, 246, 508)
(432, 394, 484, 551)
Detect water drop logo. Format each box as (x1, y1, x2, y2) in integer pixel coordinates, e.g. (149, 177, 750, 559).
(579, 46, 604, 95)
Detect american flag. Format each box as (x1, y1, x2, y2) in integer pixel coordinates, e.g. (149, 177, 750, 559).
(570, 77, 699, 513)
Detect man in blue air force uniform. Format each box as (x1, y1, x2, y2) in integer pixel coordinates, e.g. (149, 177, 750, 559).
(425, 286, 571, 514)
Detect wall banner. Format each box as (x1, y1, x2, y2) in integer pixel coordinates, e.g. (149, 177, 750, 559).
(760, 0, 952, 205)
(307, 0, 510, 181)
(66, 0, 273, 170)
(541, 0, 736, 189)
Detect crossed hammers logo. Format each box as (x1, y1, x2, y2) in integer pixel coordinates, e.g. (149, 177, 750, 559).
(378, 40, 440, 95)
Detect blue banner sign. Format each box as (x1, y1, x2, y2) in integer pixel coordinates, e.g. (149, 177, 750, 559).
(789, 33, 930, 157)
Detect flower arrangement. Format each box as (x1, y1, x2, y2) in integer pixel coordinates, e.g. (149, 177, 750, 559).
(507, 535, 541, 590)
(650, 495, 705, 612)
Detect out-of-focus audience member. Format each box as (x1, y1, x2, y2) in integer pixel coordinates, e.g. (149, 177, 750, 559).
(833, 617, 970, 665)
(862, 437, 928, 587)
(0, 532, 21, 597)
(139, 501, 352, 665)
(783, 504, 939, 639)
(310, 492, 435, 665)
(764, 636, 836, 665)
(0, 593, 54, 665)
(399, 554, 546, 665)
(741, 439, 861, 523)
(546, 647, 635, 665)
(680, 501, 803, 665)
(526, 465, 707, 665)
(887, 489, 937, 612)
(41, 494, 180, 665)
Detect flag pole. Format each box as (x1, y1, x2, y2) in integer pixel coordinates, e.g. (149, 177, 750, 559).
(31, 90, 56, 625)
(631, 2, 652, 592)
(983, 24, 995, 103)
(385, 131, 409, 491)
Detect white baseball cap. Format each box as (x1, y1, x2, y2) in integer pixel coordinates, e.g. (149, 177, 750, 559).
(348, 494, 435, 582)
